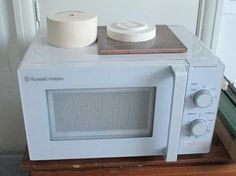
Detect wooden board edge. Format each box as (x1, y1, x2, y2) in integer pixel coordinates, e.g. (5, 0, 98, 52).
(98, 48, 187, 55)
(30, 165, 236, 176)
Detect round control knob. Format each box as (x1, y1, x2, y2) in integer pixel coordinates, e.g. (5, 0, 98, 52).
(193, 90, 213, 108)
(190, 119, 208, 136)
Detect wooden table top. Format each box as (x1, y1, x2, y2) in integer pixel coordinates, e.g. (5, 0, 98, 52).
(22, 135, 236, 176)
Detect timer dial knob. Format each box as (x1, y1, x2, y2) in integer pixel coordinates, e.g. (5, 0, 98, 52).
(193, 90, 213, 108)
(190, 119, 208, 136)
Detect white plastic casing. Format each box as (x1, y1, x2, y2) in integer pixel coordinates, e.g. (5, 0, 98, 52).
(17, 26, 224, 161)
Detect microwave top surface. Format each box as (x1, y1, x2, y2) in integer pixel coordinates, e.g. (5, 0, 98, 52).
(20, 25, 221, 68)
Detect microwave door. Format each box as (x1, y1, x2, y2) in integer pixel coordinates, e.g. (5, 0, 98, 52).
(19, 62, 188, 161)
(45, 65, 188, 161)
(165, 66, 187, 162)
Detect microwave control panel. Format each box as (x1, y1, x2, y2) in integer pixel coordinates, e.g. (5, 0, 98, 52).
(178, 63, 224, 155)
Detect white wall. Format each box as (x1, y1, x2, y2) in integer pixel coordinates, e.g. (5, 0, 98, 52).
(199, 0, 236, 83)
(215, 0, 236, 84)
(216, 14, 236, 84)
(0, 0, 26, 154)
(198, 0, 219, 47)
(38, 0, 199, 32)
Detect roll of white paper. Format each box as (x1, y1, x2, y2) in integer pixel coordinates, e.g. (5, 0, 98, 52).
(47, 11, 97, 48)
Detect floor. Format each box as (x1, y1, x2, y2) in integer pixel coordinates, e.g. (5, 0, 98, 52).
(0, 154, 28, 176)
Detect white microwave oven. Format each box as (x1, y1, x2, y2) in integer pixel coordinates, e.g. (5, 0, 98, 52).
(18, 26, 224, 162)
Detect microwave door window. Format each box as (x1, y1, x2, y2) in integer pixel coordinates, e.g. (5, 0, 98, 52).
(46, 87, 156, 140)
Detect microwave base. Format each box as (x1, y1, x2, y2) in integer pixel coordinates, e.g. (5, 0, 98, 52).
(22, 135, 236, 176)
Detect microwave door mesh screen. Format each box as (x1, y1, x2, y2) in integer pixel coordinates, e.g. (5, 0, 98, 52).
(46, 87, 156, 140)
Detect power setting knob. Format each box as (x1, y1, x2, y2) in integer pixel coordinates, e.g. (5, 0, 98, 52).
(193, 90, 213, 108)
(190, 119, 208, 136)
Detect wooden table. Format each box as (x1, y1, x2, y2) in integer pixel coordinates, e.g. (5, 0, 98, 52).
(22, 135, 236, 176)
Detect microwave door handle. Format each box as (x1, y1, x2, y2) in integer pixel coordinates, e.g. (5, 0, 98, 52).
(165, 66, 187, 162)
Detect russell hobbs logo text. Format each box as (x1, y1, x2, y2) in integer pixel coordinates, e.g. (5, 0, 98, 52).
(24, 76, 64, 83)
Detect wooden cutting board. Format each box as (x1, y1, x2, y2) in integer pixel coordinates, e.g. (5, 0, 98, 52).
(98, 25, 187, 55)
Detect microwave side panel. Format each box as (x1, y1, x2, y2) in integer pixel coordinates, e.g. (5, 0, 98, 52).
(170, 26, 225, 155)
(178, 58, 224, 155)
